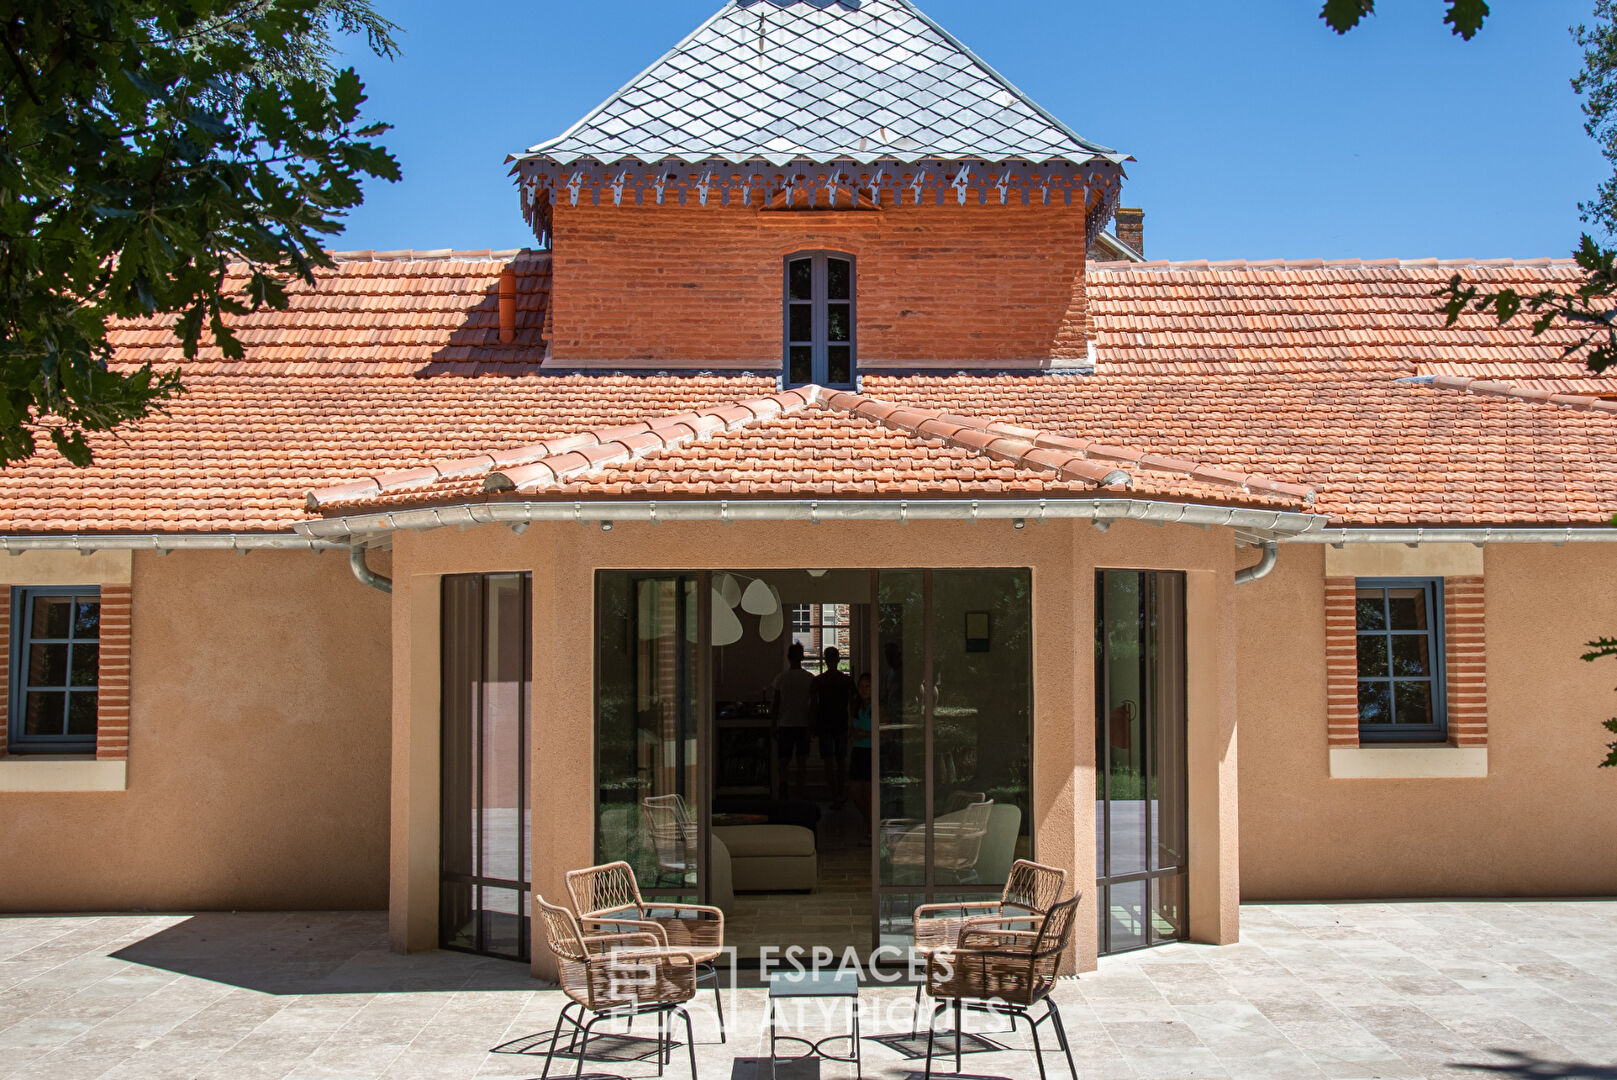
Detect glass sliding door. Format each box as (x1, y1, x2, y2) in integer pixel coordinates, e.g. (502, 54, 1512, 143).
(1095, 570, 1188, 954)
(876, 569, 1033, 949)
(595, 574, 702, 900)
(440, 573, 532, 961)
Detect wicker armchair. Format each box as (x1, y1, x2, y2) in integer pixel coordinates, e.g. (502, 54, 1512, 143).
(641, 794, 698, 887)
(909, 859, 1067, 1034)
(920, 892, 1082, 1080)
(886, 799, 994, 881)
(566, 860, 727, 1044)
(536, 896, 700, 1079)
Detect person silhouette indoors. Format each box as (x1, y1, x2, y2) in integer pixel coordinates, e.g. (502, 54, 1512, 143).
(810, 646, 855, 807)
(771, 642, 815, 800)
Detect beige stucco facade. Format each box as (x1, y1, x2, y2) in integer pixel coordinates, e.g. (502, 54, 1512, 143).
(4, 520, 1614, 975)
(0, 549, 392, 912)
(387, 516, 1244, 975)
(1237, 542, 1617, 899)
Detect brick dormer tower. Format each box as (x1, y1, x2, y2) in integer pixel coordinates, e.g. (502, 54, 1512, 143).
(510, 0, 1129, 378)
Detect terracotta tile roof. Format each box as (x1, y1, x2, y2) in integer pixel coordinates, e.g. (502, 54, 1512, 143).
(1088, 258, 1592, 373)
(0, 373, 766, 533)
(106, 250, 550, 373)
(860, 372, 1617, 526)
(307, 385, 1313, 513)
(2, 253, 1614, 536)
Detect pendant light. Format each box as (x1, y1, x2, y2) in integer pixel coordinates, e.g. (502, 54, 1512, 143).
(758, 606, 784, 642)
(715, 572, 742, 609)
(741, 577, 780, 616)
(711, 590, 744, 646)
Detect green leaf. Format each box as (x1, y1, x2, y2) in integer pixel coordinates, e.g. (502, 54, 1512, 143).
(1321, 0, 1374, 34)
(1444, 0, 1490, 40)
(0, 0, 398, 466)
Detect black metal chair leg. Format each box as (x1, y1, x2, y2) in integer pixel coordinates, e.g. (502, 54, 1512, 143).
(573, 1014, 601, 1079)
(681, 1007, 699, 1079)
(954, 998, 962, 1073)
(541, 1000, 575, 1080)
(712, 980, 726, 1044)
(852, 993, 862, 1080)
(1024, 1010, 1049, 1080)
(923, 1002, 944, 1080)
(656, 1008, 667, 1077)
(911, 982, 923, 1038)
(1046, 999, 1078, 1080)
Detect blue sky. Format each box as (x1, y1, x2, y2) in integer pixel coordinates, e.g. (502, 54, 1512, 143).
(332, 0, 1603, 260)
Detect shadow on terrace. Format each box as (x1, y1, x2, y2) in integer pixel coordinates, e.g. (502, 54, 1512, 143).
(1455, 1052, 1617, 1079)
(110, 911, 534, 995)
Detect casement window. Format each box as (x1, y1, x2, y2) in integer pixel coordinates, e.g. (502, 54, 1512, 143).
(7, 587, 101, 755)
(1354, 578, 1446, 742)
(784, 252, 855, 389)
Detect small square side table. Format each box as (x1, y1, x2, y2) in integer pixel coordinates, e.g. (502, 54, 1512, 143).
(766, 969, 861, 1078)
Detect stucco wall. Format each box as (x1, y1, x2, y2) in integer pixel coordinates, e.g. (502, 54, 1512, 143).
(1237, 543, 1617, 898)
(0, 549, 392, 911)
(390, 516, 1242, 974)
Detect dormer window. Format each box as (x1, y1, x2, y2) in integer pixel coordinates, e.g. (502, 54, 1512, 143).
(784, 252, 856, 388)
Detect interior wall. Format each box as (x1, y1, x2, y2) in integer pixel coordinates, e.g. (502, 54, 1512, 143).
(0, 549, 392, 912)
(1237, 543, 1617, 898)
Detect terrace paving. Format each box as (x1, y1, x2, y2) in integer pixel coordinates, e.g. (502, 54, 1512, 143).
(2, 901, 1615, 1080)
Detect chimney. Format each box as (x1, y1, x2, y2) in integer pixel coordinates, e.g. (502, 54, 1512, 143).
(1114, 207, 1145, 257)
(497, 266, 517, 344)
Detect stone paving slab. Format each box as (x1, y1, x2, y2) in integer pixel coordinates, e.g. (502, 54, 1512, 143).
(1, 902, 1615, 1079)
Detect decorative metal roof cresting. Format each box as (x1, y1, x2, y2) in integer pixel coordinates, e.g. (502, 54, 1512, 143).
(510, 0, 1131, 241)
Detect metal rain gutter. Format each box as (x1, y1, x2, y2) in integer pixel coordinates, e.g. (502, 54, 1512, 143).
(1234, 542, 1278, 586)
(291, 497, 1330, 545)
(348, 547, 392, 593)
(0, 533, 341, 553)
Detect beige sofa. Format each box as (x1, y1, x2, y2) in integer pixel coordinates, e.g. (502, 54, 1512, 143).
(711, 824, 817, 895)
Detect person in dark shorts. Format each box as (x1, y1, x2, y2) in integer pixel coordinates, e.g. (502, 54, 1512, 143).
(849, 672, 874, 833)
(772, 642, 815, 799)
(811, 646, 855, 806)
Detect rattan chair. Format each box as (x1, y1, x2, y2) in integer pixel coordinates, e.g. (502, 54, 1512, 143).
(909, 859, 1067, 1034)
(920, 892, 1082, 1080)
(887, 799, 994, 881)
(641, 794, 697, 887)
(536, 896, 700, 1079)
(566, 860, 727, 1044)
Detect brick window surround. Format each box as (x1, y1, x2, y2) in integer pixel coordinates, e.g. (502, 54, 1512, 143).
(1326, 575, 1486, 749)
(0, 584, 130, 761)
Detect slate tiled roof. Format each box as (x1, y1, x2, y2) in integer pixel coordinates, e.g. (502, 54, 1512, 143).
(4, 252, 1616, 535)
(517, 0, 1128, 169)
(306, 386, 1313, 514)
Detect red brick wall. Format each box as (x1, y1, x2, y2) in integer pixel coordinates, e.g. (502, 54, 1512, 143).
(97, 585, 131, 761)
(547, 199, 1091, 368)
(1325, 575, 1487, 747)
(1324, 577, 1360, 747)
(1443, 576, 1488, 747)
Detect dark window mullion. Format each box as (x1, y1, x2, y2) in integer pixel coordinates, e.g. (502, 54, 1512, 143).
(812, 255, 828, 385)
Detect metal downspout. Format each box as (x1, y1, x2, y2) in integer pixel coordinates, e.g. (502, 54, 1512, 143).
(1234, 541, 1278, 586)
(349, 547, 392, 593)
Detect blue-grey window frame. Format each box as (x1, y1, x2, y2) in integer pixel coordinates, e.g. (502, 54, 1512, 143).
(1354, 576, 1447, 743)
(783, 251, 856, 389)
(8, 586, 101, 755)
